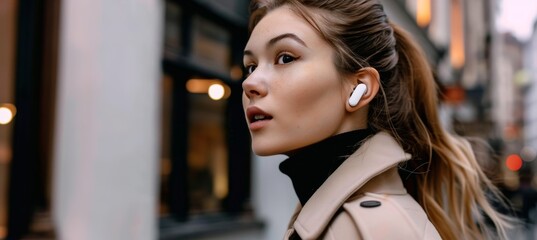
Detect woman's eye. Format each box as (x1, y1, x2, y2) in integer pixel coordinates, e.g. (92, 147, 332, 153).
(246, 65, 257, 74)
(277, 54, 296, 64)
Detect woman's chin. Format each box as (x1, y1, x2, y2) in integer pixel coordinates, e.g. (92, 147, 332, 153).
(252, 148, 277, 156)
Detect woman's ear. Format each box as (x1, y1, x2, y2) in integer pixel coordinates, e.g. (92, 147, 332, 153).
(345, 67, 380, 112)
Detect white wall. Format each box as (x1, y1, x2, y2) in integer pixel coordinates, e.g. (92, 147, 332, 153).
(52, 0, 163, 239)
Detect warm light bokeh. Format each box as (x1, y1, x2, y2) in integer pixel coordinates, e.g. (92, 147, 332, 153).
(506, 154, 523, 171)
(450, 0, 465, 69)
(186, 79, 231, 100)
(0, 107, 13, 125)
(208, 84, 225, 100)
(416, 0, 431, 27)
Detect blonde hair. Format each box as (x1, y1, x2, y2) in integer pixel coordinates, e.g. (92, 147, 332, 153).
(249, 0, 513, 239)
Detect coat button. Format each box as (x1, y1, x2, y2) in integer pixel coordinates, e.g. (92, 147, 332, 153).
(360, 200, 381, 208)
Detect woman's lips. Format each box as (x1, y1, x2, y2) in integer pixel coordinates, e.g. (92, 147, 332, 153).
(246, 106, 273, 131)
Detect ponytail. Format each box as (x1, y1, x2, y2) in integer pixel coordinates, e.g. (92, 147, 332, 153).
(375, 24, 513, 239)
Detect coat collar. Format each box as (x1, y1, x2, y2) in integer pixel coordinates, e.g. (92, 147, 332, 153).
(292, 132, 411, 239)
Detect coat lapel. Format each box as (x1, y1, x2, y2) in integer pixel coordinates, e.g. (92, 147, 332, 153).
(292, 132, 411, 239)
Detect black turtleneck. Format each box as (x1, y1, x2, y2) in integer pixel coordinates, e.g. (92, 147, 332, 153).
(279, 129, 373, 206)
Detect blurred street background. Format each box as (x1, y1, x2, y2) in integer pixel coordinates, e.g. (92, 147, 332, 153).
(0, 0, 536, 239)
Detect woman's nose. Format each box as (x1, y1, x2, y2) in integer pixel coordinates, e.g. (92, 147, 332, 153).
(242, 73, 268, 99)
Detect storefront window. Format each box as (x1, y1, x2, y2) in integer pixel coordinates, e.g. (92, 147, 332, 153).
(160, 1, 250, 225)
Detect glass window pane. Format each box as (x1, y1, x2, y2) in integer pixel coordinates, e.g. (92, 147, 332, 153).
(164, 2, 182, 59)
(188, 91, 228, 214)
(191, 16, 230, 75)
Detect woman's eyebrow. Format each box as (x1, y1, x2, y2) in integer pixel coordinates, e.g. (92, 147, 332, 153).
(243, 33, 308, 57)
(267, 33, 308, 48)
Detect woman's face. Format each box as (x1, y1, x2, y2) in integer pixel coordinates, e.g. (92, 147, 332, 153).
(242, 6, 351, 156)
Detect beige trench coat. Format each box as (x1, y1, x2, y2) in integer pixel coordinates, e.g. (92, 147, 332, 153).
(283, 132, 442, 240)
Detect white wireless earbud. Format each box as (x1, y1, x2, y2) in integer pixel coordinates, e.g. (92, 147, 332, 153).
(348, 83, 367, 107)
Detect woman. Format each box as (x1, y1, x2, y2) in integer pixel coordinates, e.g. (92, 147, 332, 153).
(241, 0, 512, 239)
